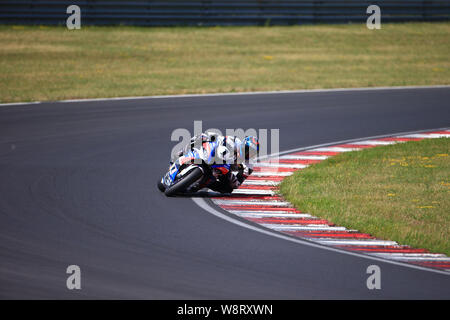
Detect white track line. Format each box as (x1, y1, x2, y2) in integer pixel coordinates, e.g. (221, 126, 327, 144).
(0, 101, 41, 106)
(227, 210, 303, 214)
(262, 224, 348, 231)
(368, 253, 448, 259)
(228, 211, 313, 218)
(254, 163, 308, 169)
(398, 133, 450, 139)
(251, 171, 293, 177)
(309, 147, 362, 152)
(3, 85, 449, 107)
(347, 140, 397, 146)
(231, 189, 276, 195)
(213, 200, 291, 206)
(241, 180, 280, 186)
(314, 239, 399, 246)
(370, 255, 450, 262)
(279, 155, 329, 160)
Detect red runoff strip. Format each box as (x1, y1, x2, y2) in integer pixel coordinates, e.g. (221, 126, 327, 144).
(291, 151, 340, 156)
(247, 218, 331, 225)
(246, 176, 285, 181)
(283, 231, 375, 239)
(261, 159, 322, 165)
(213, 195, 284, 201)
(333, 144, 377, 149)
(253, 167, 297, 172)
(376, 137, 423, 142)
(219, 205, 300, 212)
(335, 245, 430, 253)
(237, 185, 278, 190)
(427, 130, 450, 134)
(411, 261, 450, 269)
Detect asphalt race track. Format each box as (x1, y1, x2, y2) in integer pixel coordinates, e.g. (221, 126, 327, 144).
(1, 87, 449, 299)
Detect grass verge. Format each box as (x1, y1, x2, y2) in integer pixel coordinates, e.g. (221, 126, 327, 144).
(1, 22, 449, 103)
(279, 138, 450, 255)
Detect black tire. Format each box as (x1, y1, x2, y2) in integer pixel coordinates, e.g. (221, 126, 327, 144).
(164, 167, 203, 197)
(157, 179, 165, 192)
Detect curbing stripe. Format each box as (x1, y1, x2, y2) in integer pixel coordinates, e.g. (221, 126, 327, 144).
(347, 140, 397, 146)
(213, 200, 290, 206)
(253, 163, 308, 169)
(262, 224, 349, 231)
(309, 147, 363, 152)
(209, 128, 450, 273)
(251, 171, 293, 177)
(241, 180, 281, 186)
(279, 155, 329, 160)
(314, 239, 399, 246)
(399, 133, 450, 138)
(229, 212, 313, 218)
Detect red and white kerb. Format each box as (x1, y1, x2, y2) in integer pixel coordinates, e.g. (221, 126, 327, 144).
(211, 129, 450, 272)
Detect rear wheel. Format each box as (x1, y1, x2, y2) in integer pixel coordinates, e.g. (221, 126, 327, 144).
(164, 167, 203, 197)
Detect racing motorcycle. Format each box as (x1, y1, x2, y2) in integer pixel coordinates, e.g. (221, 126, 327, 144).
(157, 140, 231, 197)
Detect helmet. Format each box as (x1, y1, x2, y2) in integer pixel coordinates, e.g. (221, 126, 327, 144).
(216, 144, 233, 164)
(240, 136, 259, 161)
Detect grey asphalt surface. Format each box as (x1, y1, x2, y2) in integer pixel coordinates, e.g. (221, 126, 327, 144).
(0, 87, 449, 299)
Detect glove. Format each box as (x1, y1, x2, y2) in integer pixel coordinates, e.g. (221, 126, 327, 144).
(236, 164, 253, 184)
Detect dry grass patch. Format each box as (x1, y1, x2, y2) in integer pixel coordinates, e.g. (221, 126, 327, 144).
(0, 23, 449, 102)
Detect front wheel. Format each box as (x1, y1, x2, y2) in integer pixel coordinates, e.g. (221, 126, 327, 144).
(164, 167, 203, 197)
(157, 179, 165, 192)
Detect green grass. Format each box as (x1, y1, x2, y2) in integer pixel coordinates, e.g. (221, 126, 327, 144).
(0, 22, 449, 103)
(279, 138, 450, 255)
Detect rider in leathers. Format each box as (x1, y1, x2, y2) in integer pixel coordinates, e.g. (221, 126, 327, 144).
(173, 132, 259, 193)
